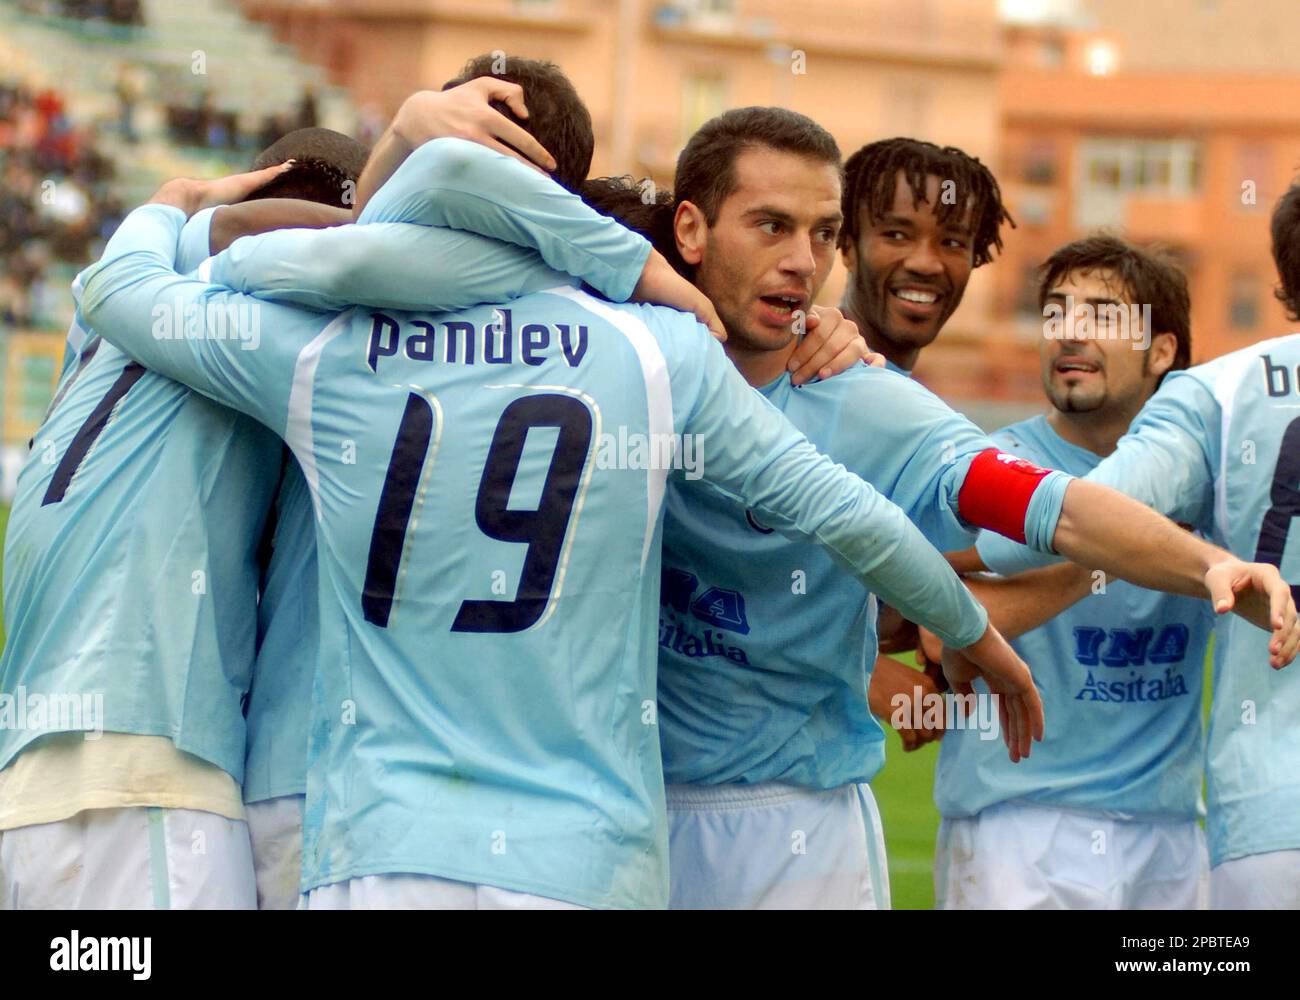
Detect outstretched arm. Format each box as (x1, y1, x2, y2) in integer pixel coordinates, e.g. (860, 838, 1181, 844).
(678, 328, 1043, 760)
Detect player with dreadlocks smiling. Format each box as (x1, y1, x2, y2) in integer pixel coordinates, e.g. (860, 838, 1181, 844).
(838, 137, 1014, 376)
(838, 138, 1018, 750)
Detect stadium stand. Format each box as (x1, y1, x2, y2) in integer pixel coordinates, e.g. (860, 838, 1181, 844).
(0, 0, 357, 500)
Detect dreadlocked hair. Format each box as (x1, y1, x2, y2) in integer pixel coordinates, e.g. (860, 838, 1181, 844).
(839, 137, 1014, 268)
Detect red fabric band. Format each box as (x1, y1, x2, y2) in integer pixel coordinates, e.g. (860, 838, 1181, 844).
(957, 448, 1054, 545)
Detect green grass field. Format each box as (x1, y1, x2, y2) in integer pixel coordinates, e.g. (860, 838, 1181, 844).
(873, 652, 944, 909)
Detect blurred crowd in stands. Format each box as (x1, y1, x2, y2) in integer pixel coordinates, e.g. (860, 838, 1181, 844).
(15, 0, 143, 28)
(0, 81, 123, 329)
(166, 86, 321, 153)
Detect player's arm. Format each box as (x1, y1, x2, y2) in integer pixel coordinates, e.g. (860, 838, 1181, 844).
(352, 78, 556, 220)
(675, 328, 1043, 760)
(964, 380, 1298, 664)
(868, 654, 945, 752)
(78, 171, 320, 431)
(953, 559, 1101, 640)
(208, 137, 721, 334)
(356, 136, 722, 335)
(975, 463, 1297, 664)
(359, 137, 648, 299)
(209, 198, 350, 255)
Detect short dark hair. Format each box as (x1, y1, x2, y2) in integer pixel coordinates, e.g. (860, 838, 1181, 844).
(579, 175, 687, 276)
(840, 137, 1013, 268)
(1271, 181, 1300, 320)
(249, 127, 369, 208)
(673, 107, 842, 225)
(443, 54, 593, 193)
(1037, 234, 1192, 373)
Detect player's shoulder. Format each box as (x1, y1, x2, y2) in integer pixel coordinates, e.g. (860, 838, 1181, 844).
(812, 361, 938, 403)
(990, 414, 1049, 454)
(1173, 332, 1300, 393)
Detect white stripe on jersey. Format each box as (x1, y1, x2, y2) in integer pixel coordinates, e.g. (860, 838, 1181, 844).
(286, 308, 355, 518)
(545, 286, 674, 569)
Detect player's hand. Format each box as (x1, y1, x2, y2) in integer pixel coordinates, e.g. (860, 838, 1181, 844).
(787, 306, 873, 385)
(876, 602, 919, 655)
(943, 623, 1044, 763)
(868, 655, 944, 752)
(392, 79, 556, 176)
(915, 624, 949, 693)
(1203, 557, 1300, 668)
(632, 249, 725, 341)
(147, 162, 294, 217)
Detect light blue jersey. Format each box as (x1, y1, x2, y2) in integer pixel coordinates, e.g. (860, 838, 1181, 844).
(936, 415, 1215, 821)
(978, 337, 1300, 865)
(0, 209, 281, 780)
(82, 202, 990, 909)
(657, 368, 1072, 789)
(243, 452, 317, 803)
(236, 138, 656, 804)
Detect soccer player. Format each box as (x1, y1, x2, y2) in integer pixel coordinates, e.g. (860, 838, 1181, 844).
(932, 236, 1216, 909)
(0, 128, 367, 909)
(200, 57, 873, 909)
(611, 107, 1295, 909)
(77, 130, 1054, 907)
(837, 137, 1013, 376)
(231, 104, 1298, 910)
(973, 185, 1300, 909)
(836, 137, 1016, 748)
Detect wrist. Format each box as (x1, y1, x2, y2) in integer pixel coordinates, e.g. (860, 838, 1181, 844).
(148, 179, 199, 216)
(391, 96, 430, 148)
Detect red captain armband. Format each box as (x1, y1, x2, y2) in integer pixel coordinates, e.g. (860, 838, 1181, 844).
(957, 448, 1055, 545)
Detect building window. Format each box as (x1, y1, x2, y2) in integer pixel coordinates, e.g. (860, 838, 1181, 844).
(1023, 141, 1056, 185)
(1080, 138, 1199, 196)
(1075, 137, 1200, 228)
(1230, 272, 1260, 331)
(681, 74, 728, 144)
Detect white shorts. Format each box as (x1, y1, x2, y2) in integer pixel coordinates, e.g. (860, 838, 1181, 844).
(936, 800, 1208, 910)
(304, 873, 587, 910)
(246, 795, 304, 911)
(0, 807, 256, 909)
(1210, 850, 1300, 909)
(666, 781, 890, 909)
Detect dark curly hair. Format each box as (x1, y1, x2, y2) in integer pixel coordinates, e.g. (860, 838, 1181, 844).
(249, 127, 369, 208)
(579, 175, 687, 276)
(1271, 180, 1300, 320)
(839, 137, 1014, 268)
(1038, 234, 1192, 375)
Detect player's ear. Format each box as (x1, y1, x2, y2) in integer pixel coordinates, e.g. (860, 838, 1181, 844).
(1147, 330, 1177, 378)
(674, 200, 707, 267)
